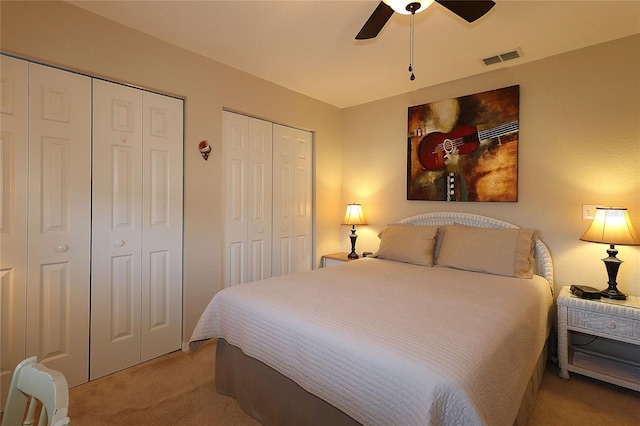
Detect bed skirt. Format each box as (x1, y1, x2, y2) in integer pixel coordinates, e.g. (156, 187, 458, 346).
(215, 338, 549, 425)
(215, 338, 361, 425)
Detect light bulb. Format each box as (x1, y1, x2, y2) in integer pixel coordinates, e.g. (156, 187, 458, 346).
(383, 0, 435, 15)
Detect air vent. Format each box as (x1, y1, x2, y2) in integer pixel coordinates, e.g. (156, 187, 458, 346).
(481, 48, 523, 66)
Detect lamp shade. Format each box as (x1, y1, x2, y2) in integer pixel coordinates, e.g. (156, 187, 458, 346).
(580, 207, 640, 246)
(342, 203, 367, 226)
(383, 0, 434, 15)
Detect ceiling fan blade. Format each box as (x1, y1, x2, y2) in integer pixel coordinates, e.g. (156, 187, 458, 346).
(355, 2, 394, 40)
(436, 0, 495, 23)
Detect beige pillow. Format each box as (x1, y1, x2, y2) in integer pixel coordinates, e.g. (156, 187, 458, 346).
(373, 225, 438, 266)
(437, 224, 536, 278)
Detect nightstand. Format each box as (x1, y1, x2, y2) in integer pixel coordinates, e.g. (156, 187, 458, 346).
(557, 286, 640, 391)
(321, 252, 357, 267)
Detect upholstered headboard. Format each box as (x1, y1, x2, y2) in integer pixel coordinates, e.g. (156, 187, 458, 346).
(397, 212, 554, 288)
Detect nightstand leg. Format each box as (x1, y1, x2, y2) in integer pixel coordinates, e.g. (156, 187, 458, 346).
(557, 306, 570, 380)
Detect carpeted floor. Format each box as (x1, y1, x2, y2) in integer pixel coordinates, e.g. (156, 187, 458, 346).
(68, 341, 258, 426)
(64, 340, 638, 425)
(526, 359, 639, 426)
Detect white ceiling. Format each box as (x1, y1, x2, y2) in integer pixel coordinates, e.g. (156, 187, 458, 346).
(67, 0, 640, 109)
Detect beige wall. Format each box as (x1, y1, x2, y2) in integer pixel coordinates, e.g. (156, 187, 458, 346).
(342, 34, 640, 297)
(1, 1, 344, 339)
(3, 1, 639, 346)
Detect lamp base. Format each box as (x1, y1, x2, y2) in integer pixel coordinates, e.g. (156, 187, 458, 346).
(600, 246, 627, 300)
(348, 226, 359, 259)
(600, 287, 627, 300)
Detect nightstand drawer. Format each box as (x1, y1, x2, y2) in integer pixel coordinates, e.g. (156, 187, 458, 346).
(568, 308, 640, 340)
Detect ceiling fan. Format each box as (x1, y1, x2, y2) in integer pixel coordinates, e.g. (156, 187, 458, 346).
(356, 0, 496, 40)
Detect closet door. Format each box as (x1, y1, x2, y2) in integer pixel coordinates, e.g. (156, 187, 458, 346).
(222, 111, 272, 287)
(0, 55, 29, 407)
(223, 111, 248, 286)
(140, 91, 183, 362)
(26, 63, 92, 386)
(291, 127, 313, 274)
(272, 124, 313, 276)
(91, 81, 183, 378)
(246, 117, 273, 283)
(91, 79, 143, 380)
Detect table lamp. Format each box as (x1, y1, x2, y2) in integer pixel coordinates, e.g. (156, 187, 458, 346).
(342, 203, 367, 259)
(580, 207, 640, 300)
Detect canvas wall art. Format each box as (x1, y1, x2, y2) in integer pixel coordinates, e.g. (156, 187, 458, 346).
(407, 85, 520, 202)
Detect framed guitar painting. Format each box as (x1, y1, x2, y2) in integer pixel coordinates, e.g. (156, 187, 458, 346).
(407, 85, 519, 202)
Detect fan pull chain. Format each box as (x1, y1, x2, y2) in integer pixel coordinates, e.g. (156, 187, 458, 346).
(409, 11, 415, 81)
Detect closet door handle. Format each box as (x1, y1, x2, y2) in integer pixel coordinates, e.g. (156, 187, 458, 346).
(56, 244, 69, 252)
(114, 240, 125, 247)
(258, 228, 265, 234)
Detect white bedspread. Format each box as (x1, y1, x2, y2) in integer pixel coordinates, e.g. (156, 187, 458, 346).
(190, 258, 553, 426)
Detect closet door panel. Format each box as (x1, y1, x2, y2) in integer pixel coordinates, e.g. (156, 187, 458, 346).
(223, 112, 248, 286)
(273, 124, 312, 276)
(293, 128, 313, 273)
(91, 79, 143, 380)
(0, 55, 28, 408)
(273, 164, 293, 276)
(140, 91, 183, 362)
(272, 125, 294, 277)
(247, 118, 272, 282)
(26, 63, 91, 387)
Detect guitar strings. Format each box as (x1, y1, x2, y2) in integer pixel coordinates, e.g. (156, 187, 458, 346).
(429, 121, 522, 154)
(478, 121, 519, 139)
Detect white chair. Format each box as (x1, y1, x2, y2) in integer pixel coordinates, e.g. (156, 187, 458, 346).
(1, 357, 70, 426)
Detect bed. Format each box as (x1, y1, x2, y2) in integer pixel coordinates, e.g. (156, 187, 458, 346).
(189, 212, 555, 426)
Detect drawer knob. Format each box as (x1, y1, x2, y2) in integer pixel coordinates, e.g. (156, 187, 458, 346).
(607, 322, 616, 329)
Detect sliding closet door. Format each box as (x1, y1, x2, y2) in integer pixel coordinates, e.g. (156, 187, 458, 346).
(26, 63, 92, 386)
(91, 79, 143, 380)
(222, 111, 272, 286)
(272, 124, 312, 276)
(0, 55, 29, 407)
(140, 91, 183, 362)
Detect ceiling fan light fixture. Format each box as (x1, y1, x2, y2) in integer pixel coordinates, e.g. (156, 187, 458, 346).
(383, 0, 434, 15)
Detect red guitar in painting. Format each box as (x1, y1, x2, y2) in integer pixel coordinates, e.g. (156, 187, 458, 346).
(417, 120, 519, 171)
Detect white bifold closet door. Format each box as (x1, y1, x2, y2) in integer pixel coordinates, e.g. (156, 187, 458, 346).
(26, 63, 92, 386)
(1, 55, 30, 408)
(222, 111, 313, 287)
(223, 112, 273, 286)
(91, 79, 183, 380)
(1, 56, 92, 405)
(272, 124, 313, 276)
